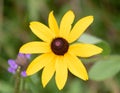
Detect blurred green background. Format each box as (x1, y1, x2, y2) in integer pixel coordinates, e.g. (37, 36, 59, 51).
(0, 0, 120, 93)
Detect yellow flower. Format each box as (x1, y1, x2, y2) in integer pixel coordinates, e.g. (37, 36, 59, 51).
(19, 10, 103, 90)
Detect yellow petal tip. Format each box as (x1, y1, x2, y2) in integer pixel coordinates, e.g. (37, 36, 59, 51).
(42, 84, 46, 88)
(85, 77, 89, 81)
(82, 74, 89, 81)
(26, 70, 31, 76)
(57, 86, 63, 90)
(42, 79, 47, 88)
(98, 47, 103, 54)
(68, 10, 73, 13)
(50, 10, 54, 14)
(19, 45, 29, 54)
(67, 10, 74, 16)
(19, 46, 25, 53)
(88, 15, 94, 22)
(29, 21, 40, 26)
(26, 67, 36, 76)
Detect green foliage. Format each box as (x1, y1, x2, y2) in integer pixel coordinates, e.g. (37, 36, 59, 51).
(0, 81, 13, 93)
(67, 79, 84, 93)
(1, 0, 120, 93)
(96, 41, 111, 55)
(89, 55, 120, 81)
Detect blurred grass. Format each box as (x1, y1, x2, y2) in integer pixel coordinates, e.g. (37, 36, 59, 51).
(0, 0, 120, 93)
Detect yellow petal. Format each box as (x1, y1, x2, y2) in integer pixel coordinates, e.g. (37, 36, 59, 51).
(68, 16, 94, 43)
(48, 11, 59, 36)
(69, 43, 103, 57)
(26, 53, 54, 75)
(60, 10, 75, 40)
(19, 41, 50, 54)
(55, 56, 68, 90)
(65, 53, 88, 80)
(42, 58, 56, 87)
(30, 22, 55, 42)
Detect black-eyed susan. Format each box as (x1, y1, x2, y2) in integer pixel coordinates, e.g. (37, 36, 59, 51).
(19, 10, 103, 90)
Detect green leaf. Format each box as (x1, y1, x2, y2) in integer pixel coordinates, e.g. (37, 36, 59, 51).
(0, 81, 13, 93)
(78, 33, 102, 44)
(89, 55, 120, 81)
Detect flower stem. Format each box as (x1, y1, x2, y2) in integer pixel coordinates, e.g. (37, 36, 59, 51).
(21, 78, 26, 93)
(14, 67, 21, 93)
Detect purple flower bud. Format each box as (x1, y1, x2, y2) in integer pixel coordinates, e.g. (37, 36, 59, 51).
(8, 53, 30, 77)
(8, 67, 16, 74)
(21, 71, 27, 77)
(25, 54, 31, 59)
(8, 59, 18, 69)
(18, 53, 24, 58)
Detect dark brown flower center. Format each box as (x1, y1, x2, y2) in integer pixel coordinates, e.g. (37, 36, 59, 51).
(51, 37, 69, 55)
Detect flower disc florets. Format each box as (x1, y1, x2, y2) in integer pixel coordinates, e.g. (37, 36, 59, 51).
(51, 37, 69, 55)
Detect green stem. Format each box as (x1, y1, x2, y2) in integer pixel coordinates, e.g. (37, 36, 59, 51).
(14, 67, 21, 93)
(21, 78, 26, 93)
